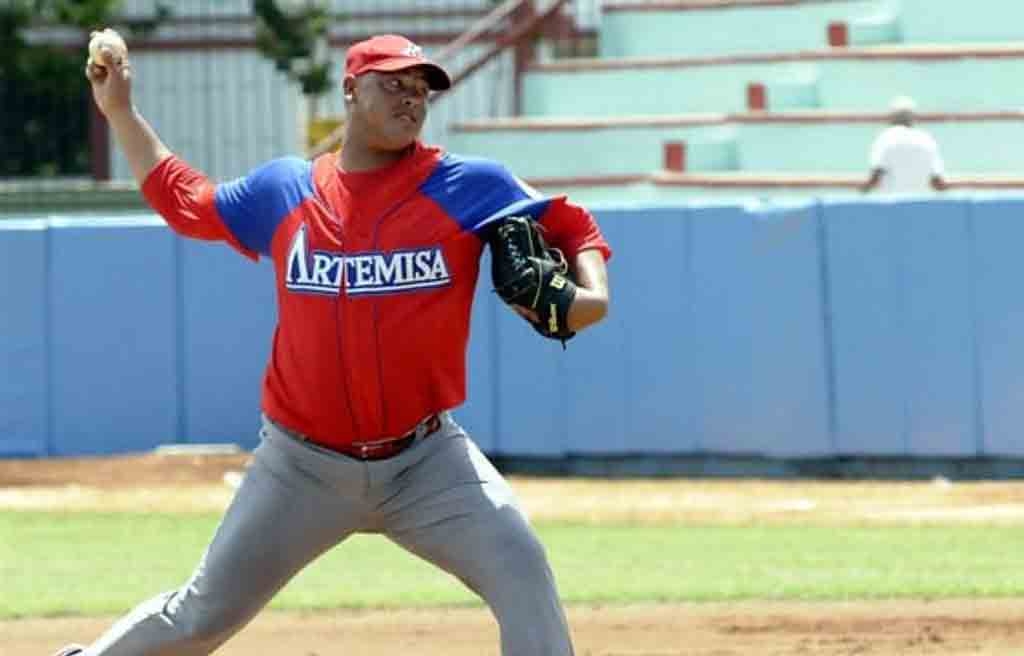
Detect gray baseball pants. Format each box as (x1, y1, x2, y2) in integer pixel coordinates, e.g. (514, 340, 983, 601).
(80, 412, 573, 655)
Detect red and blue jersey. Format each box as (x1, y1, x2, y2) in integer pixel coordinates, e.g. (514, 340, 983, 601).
(142, 142, 611, 448)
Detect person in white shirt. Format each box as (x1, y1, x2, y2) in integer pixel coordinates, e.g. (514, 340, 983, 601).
(861, 96, 949, 194)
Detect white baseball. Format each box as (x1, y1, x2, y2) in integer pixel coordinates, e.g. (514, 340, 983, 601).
(88, 28, 127, 66)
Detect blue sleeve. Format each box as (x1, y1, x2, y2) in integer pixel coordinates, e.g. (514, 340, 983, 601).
(418, 154, 554, 233)
(214, 157, 314, 256)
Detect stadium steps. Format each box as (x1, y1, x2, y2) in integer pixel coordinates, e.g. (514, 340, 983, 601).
(449, 110, 1024, 180)
(599, 0, 882, 58)
(831, 0, 1024, 47)
(450, 114, 737, 177)
(456, 1, 1024, 199)
(522, 171, 1024, 206)
(523, 43, 1024, 117)
(828, 10, 900, 48)
(601, 0, 1024, 56)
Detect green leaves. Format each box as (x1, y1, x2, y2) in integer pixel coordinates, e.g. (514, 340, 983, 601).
(252, 0, 335, 98)
(0, 1, 172, 177)
(42, 0, 125, 30)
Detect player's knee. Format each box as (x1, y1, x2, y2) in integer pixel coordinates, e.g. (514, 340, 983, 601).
(486, 528, 573, 655)
(506, 530, 551, 575)
(166, 588, 251, 648)
(486, 518, 556, 588)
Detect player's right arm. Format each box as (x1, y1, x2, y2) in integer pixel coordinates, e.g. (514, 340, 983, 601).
(86, 44, 170, 185)
(85, 43, 302, 260)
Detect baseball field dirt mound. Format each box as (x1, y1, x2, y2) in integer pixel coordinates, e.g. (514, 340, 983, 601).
(0, 452, 251, 488)
(5, 453, 1024, 655)
(7, 599, 1024, 655)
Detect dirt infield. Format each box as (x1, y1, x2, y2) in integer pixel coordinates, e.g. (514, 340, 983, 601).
(8, 599, 1024, 656)
(4, 453, 1024, 656)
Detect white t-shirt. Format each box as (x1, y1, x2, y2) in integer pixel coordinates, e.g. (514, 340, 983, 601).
(869, 125, 945, 194)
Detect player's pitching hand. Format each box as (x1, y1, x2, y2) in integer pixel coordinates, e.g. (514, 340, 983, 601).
(85, 28, 133, 119)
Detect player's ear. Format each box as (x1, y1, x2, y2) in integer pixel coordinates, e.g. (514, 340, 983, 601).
(343, 74, 357, 103)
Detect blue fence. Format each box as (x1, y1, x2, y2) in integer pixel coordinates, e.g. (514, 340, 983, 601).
(4, 197, 1024, 459)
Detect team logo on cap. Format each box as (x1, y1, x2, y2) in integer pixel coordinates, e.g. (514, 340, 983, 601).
(402, 43, 423, 58)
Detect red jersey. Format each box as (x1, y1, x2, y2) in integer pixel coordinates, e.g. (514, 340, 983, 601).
(142, 142, 611, 448)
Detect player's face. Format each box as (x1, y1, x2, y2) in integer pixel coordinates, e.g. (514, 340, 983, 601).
(350, 69, 430, 151)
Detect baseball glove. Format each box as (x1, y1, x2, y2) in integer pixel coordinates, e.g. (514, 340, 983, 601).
(487, 215, 577, 345)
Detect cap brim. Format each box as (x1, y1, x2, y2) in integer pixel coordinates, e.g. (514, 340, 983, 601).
(365, 57, 452, 91)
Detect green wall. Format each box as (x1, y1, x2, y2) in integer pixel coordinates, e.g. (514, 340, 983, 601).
(601, 0, 1024, 58)
(450, 125, 738, 176)
(524, 57, 1024, 118)
(452, 119, 1024, 179)
(601, 0, 883, 58)
(899, 0, 1024, 43)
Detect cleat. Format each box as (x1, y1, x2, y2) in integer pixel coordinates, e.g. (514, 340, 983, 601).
(52, 646, 85, 656)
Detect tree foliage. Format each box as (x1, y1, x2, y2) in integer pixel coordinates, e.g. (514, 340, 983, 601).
(0, 1, 167, 178)
(252, 0, 333, 98)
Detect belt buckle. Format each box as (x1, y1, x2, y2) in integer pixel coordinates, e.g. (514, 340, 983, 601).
(353, 440, 389, 459)
(349, 414, 439, 461)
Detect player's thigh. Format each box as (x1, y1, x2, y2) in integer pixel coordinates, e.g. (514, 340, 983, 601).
(189, 436, 363, 606)
(383, 434, 551, 592)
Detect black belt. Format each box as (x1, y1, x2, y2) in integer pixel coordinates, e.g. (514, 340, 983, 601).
(299, 414, 441, 461)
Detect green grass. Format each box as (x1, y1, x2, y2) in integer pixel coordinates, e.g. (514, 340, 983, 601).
(2, 511, 1024, 619)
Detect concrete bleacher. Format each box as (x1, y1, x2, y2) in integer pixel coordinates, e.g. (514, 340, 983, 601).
(736, 111, 1024, 172)
(452, 115, 737, 177)
(602, 0, 1023, 56)
(600, 0, 884, 58)
(523, 173, 862, 206)
(452, 111, 1024, 180)
(447, 0, 1024, 201)
(840, 0, 1024, 46)
(522, 45, 1024, 116)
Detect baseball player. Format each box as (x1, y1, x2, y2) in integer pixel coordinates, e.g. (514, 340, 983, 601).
(55, 33, 611, 656)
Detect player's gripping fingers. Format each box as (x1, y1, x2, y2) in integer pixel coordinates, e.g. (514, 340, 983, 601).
(85, 57, 108, 83)
(88, 29, 127, 69)
(85, 28, 134, 118)
(86, 58, 134, 118)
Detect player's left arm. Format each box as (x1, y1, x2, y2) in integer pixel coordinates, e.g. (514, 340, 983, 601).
(527, 191, 611, 332)
(423, 155, 612, 332)
(566, 248, 609, 332)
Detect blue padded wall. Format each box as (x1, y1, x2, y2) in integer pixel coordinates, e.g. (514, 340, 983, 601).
(822, 200, 907, 454)
(47, 218, 179, 456)
(458, 255, 498, 452)
(575, 207, 695, 454)
(493, 287, 569, 456)
(823, 199, 977, 456)
(687, 204, 757, 453)
(896, 200, 977, 456)
(178, 239, 276, 449)
(9, 196, 1024, 460)
(969, 197, 1024, 457)
(563, 208, 632, 455)
(612, 207, 699, 454)
(747, 201, 832, 457)
(0, 222, 48, 457)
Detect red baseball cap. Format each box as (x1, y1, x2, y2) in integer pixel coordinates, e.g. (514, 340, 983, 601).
(345, 34, 451, 91)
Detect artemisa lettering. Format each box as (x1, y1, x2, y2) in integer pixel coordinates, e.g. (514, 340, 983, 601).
(285, 225, 451, 296)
